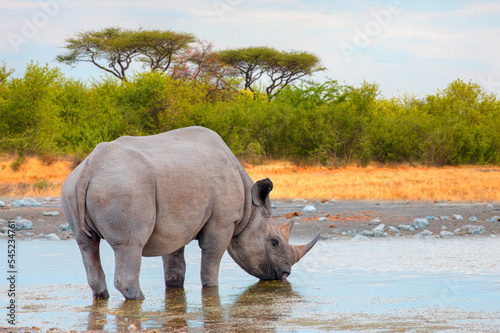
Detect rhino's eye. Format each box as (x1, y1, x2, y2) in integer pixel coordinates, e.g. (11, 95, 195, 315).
(270, 238, 280, 247)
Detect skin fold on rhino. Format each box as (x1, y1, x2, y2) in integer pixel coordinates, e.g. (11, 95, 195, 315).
(61, 126, 320, 300)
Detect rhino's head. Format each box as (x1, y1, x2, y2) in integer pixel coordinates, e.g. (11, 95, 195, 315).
(228, 178, 320, 280)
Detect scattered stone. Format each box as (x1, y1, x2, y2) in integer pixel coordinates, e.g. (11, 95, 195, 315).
(469, 216, 478, 223)
(0, 218, 5, 225)
(58, 222, 71, 233)
(360, 230, 374, 237)
(0, 201, 4, 207)
(128, 324, 137, 331)
(347, 229, 357, 236)
(440, 216, 451, 221)
(404, 201, 409, 205)
(397, 225, 414, 232)
(45, 233, 61, 241)
(461, 225, 486, 235)
(11, 197, 41, 207)
(25, 232, 33, 237)
(43, 211, 60, 217)
(318, 217, 329, 222)
(387, 226, 399, 233)
(284, 211, 302, 219)
(440, 225, 447, 230)
(426, 216, 436, 220)
(373, 231, 388, 237)
(372, 223, 385, 232)
(486, 216, 500, 222)
(453, 214, 464, 220)
(9, 218, 33, 230)
(412, 218, 429, 230)
(302, 205, 317, 213)
(368, 218, 382, 226)
(395, 233, 403, 237)
(487, 204, 494, 208)
(1, 227, 8, 234)
(351, 234, 368, 241)
(454, 228, 461, 234)
(414, 229, 433, 239)
(491, 234, 497, 238)
(439, 230, 455, 239)
(38, 233, 46, 238)
(271, 203, 278, 209)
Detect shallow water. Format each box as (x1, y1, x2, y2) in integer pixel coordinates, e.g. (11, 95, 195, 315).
(1, 237, 500, 332)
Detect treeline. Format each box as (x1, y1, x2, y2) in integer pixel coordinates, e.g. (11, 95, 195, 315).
(1, 62, 500, 166)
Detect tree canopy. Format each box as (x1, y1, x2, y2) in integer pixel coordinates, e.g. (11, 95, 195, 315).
(56, 27, 195, 82)
(217, 46, 325, 99)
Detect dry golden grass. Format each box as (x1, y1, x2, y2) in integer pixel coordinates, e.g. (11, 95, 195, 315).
(245, 161, 500, 202)
(1, 156, 499, 202)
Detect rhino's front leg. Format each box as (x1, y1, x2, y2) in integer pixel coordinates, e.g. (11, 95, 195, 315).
(162, 246, 186, 288)
(198, 225, 234, 288)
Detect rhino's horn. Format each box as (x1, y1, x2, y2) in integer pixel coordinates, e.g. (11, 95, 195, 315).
(293, 233, 321, 264)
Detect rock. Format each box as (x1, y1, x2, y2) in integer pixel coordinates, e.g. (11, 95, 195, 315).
(487, 204, 494, 208)
(43, 211, 60, 217)
(284, 211, 302, 219)
(318, 217, 329, 222)
(440, 216, 451, 221)
(351, 234, 369, 241)
(372, 223, 385, 232)
(0, 218, 5, 225)
(469, 216, 478, 223)
(11, 197, 41, 207)
(271, 203, 278, 209)
(454, 228, 461, 234)
(440, 225, 447, 230)
(387, 226, 399, 233)
(491, 234, 496, 238)
(302, 205, 316, 213)
(0, 201, 4, 207)
(426, 216, 436, 220)
(25, 232, 33, 237)
(461, 225, 486, 235)
(368, 218, 382, 226)
(360, 230, 374, 237)
(453, 214, 464, 220)
(58, 222, 71, 233)
(412, 218, 429, 230)
(395, 233, 403, 237)
(38, 233, 46, 238)
(1, 227, 9, 234)
(486, 216, 500, 222)
(45, 233, 61, 241)
(439, 230, 455, 239)
(9, 218, 33, 230)
(414, 229, 433, 239)
(373, 231, 388, 237)
(397, 225, 414, 231)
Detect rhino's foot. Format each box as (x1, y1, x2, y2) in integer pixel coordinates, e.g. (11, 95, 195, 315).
(165, 274, 185, 288)
(122, 286, 145, 300)
(93, 290, 110, 299)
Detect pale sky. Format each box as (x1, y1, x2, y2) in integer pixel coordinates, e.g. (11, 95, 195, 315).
(1, 0, 500, 98)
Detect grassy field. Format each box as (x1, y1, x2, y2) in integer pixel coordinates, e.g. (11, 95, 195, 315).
(1, 156, 499, 202)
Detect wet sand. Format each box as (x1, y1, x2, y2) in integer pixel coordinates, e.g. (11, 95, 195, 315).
(1, 197, 499, 241)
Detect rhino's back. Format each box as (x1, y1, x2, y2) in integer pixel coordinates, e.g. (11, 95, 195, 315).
(84, 127, 249, 255)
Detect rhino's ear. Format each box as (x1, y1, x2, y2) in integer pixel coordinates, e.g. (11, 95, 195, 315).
(251, 178, 273, 207)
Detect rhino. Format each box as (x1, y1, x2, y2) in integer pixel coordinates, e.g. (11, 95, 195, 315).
(61, 126, 319, 300)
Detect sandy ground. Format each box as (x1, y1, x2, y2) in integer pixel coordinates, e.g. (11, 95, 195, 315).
(1, 196, 499, 241)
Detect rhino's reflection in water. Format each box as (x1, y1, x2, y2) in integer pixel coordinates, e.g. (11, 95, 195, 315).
(84, 281, 300, 332)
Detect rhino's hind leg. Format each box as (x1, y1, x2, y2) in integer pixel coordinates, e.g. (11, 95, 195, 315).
(163, 246, 186, 288)
(76, 235, 110, 299)
(113, 245, 145, 300)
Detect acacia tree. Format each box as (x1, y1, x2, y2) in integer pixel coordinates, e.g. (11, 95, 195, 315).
(56, 27, 195, 82)
(217, 46, 325, 99)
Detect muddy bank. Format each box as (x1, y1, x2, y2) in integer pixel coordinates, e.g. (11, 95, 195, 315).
(0, 196, 499, 241)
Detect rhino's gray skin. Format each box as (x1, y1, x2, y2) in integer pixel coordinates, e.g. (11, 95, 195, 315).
(61, 126, 319, 300)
